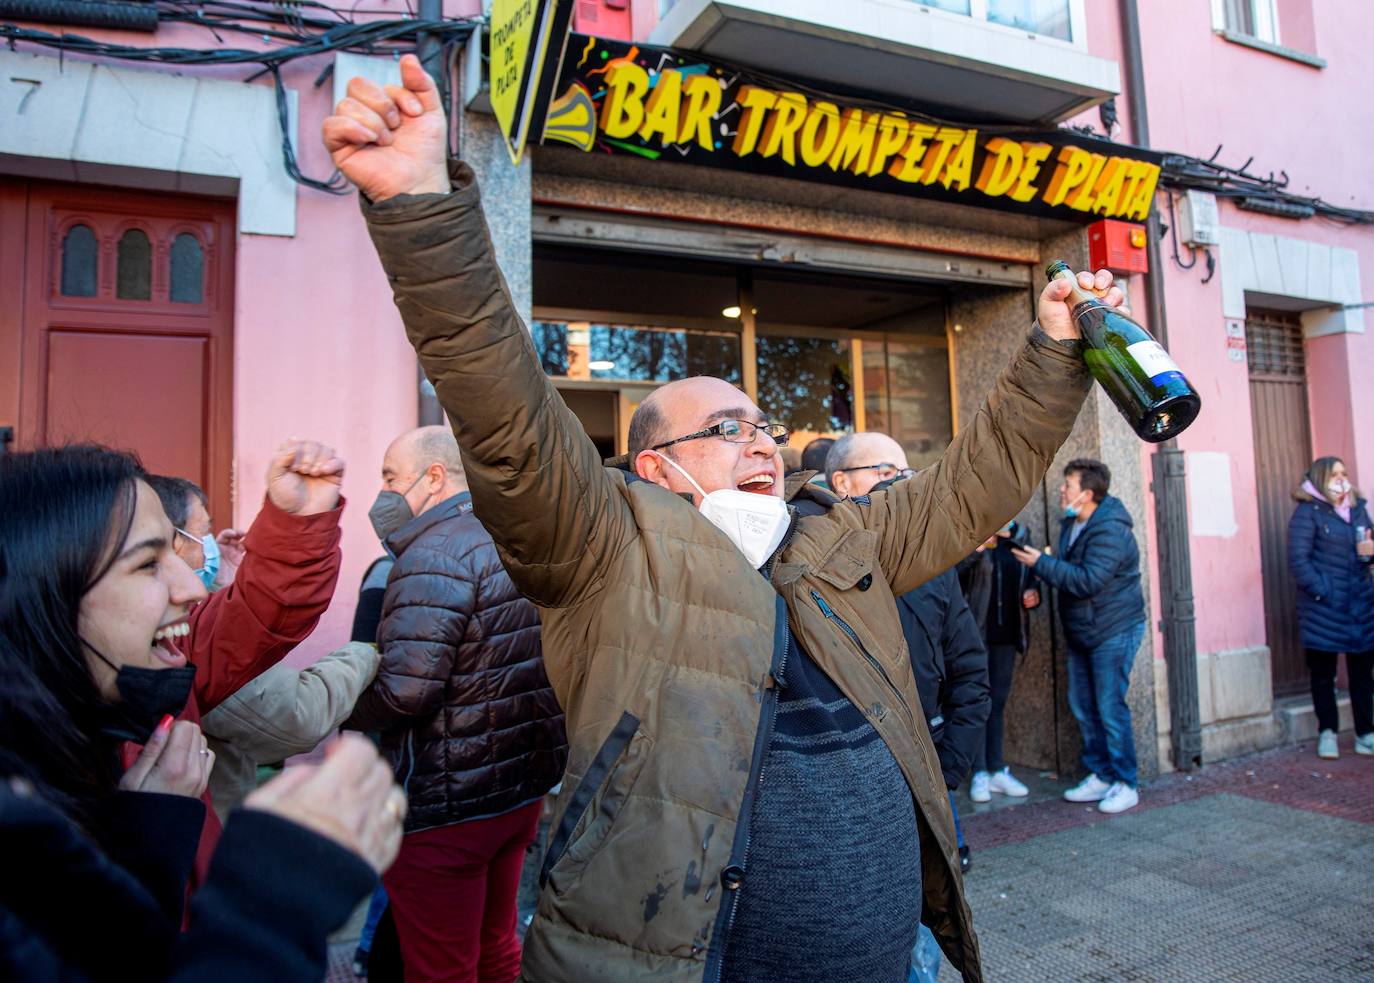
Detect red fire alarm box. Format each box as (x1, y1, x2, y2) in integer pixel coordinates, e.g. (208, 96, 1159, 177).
(1087, 219, 1149, 275)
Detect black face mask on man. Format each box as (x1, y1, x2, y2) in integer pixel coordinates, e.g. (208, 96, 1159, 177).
(83, 639, 197, 744)
(368, 474, 425, 542)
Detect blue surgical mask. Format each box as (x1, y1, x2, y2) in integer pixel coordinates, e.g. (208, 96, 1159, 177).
(178, 528, 221, 591)
(1063, 504, 1080, 519)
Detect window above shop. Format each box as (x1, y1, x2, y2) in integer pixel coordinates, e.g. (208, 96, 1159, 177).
(1211, 0, 1325, 68)
(650, 0, 1118, 124)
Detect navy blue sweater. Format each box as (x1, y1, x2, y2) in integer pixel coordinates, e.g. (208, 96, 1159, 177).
(1288, 495, 1374, 653)
(1034, 496, 1146, 651)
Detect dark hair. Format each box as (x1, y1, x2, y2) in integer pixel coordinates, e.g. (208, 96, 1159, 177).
(1064, 458, 1111, 502)
(0, 445, 146, 819)
(627, 399, 667, 460)
(145, 474, 208, 529)
(802, 437, 836, 473)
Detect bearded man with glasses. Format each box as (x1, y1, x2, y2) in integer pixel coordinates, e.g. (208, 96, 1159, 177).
(325, 56, 1125, 983)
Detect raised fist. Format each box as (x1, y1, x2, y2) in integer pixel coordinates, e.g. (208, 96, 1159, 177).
(267, 440, 345, 516)
(323, 54, 450, 203)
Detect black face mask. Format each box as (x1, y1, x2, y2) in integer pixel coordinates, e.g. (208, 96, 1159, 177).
(84, 639, 197, 744)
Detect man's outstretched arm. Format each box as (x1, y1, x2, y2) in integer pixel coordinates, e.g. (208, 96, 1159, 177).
(853, 271, 1121, 596)
(325, 57, 633, 609)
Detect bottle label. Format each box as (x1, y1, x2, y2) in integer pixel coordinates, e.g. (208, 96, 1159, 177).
(1127, 340, 1182, 385)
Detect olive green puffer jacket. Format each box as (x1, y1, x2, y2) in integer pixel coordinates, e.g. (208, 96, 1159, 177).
(362, 162, 1091, 983)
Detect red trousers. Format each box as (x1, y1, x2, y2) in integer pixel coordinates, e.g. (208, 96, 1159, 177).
(383, 800, 542, 983)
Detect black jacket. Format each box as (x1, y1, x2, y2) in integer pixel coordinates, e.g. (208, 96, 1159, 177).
(1288, 493, 1374, 652)
(896, 570, 991, 790)
(796, 483, 990, 790)
(346, 493, 568, 832)
(958, 521, 1040, 653)
(1034, 496, 1146, 650)
(0, 782, 373, 982)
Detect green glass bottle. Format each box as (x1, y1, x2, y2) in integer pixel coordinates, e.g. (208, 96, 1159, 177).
(1046, 260, 1201, 442)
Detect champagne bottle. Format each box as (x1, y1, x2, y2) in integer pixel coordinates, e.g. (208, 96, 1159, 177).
(1046, 260, 1201, 442)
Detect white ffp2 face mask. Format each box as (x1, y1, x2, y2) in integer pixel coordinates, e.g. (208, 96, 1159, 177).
(653, 452, 790, 568)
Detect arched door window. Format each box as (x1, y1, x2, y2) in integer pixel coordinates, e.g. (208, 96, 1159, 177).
(116, 229, 153, 300)
(170, 233, 204, 304)
(60, 224, 98, 297)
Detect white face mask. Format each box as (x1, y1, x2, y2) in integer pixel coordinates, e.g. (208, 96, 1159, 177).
(1327, 477, 1351, 501)
(653, 452, 790, 569)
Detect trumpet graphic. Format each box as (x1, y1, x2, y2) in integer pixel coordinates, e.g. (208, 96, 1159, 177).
(542, 83, 597, 152)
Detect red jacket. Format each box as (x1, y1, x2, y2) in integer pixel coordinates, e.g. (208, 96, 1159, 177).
(123, 495, 344, 885)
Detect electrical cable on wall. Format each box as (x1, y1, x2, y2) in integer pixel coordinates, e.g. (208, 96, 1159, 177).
(0, 4, 476, 192)
(3, 4, 1372, 220)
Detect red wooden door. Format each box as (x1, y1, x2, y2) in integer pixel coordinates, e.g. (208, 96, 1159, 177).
(1246, 310, 1313, 696)
(2, 180, 235, 522)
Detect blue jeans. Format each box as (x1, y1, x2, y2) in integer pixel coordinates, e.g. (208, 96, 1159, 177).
(1066, 622, 1144, 787)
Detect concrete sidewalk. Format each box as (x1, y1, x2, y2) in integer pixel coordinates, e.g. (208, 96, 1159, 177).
(948, 738, 1374, 981)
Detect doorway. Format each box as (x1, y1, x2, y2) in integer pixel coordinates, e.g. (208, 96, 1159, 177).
(1246, 309, 1312, 696)
(0, 180, 235, 521)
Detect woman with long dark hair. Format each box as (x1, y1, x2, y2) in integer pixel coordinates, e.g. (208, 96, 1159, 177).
(0, 445, 407, 980)
(1288, 455, 1374, 760)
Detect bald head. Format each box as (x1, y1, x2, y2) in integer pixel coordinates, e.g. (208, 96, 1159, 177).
(628, 376, 785, 504)
(381, 425, 468, 516)
(826, 431, 909, 498)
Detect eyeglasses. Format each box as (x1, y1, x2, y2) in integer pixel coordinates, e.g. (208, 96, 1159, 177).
(651, 418, 791, 452)
(834, 462, 914, 481)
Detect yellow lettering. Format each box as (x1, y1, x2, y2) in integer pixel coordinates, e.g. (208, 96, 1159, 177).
(1123, 162, 1161, 220)
(918, 128, 964, 186)
(638, 69, 683, 147)
(1042, 146, 1095, 207)
(1010, 142, 1053, 202)
(871, 114, 915, 177)
(758, 92, 808, 165)
(940, 129, 976, 191)
(1089, 158, 1128, 216)
(975, 137, 1023, 198)
(799, 102, 841, 168)
(1068, 154, 1108, 211)
(732, 86, 778, 157)
(599, 62, 649, 140)
(678, 74, 723, 151)
(827, 108, 878, 174)
(887, 121, 935, 182)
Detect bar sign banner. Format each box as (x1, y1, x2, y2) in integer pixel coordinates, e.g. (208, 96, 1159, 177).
(490, 0, 575, 165)
(540, 34, 1163, 222)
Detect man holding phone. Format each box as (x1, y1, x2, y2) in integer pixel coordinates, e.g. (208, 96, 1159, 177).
(1012, 459, 1145, 815)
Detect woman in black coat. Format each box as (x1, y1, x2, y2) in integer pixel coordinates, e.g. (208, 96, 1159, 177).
(1287, 456, 1374, 760)
(0, 446, 407, 981)
(958, 520, 1041, 802)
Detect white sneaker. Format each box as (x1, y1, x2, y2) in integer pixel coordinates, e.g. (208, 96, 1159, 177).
(969, 771, 991, 802)
(1098, 782, 1139, 814)
(1063, 773, 1111, 803)
(1317, 730, 1339, 759)
(1356, 733, 1374, 756)
(988, 767, 1029, 797)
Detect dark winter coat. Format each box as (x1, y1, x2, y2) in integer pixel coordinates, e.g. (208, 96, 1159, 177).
(896, 570, 991, 790)
(795, 489, 990, 792)
(1288, 493, 1374, 653)
(345, 493, 568, 833)
(958, 521, 1041, 653)
(0, 782, 373, 982)
(1034, 496, 1146, 651)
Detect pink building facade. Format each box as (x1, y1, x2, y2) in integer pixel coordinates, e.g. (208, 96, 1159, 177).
(1, 0, 1367, 772)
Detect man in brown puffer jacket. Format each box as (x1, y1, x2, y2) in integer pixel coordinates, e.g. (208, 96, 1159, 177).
(346, 425, 568, 983)
(325, 58, 1124, 983)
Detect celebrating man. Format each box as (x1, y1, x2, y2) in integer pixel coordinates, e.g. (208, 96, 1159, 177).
(325, 56, 1124, 983)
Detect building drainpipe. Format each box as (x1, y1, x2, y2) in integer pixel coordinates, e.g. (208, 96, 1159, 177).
(415, 0, 447, 426)
(1120, 0, 1202, 771)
